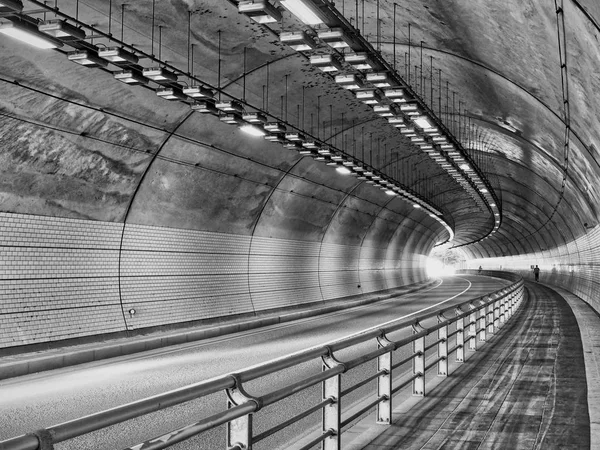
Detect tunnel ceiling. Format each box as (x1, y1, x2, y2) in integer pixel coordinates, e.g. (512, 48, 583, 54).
(0, 0, 599, 257)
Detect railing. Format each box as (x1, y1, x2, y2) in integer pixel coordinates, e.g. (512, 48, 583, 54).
(0, 274, 524, 450)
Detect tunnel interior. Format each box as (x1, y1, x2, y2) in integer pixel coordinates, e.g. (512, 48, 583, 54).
(1, 0, 599, 349)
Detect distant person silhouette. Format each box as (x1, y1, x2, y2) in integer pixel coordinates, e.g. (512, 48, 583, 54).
(478, 266, 482, 274)
(533, 265, 540, 282)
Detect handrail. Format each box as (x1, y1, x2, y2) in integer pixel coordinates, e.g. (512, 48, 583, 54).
(0, 273, 525, 450)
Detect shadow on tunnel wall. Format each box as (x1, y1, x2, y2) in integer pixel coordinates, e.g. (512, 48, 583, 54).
(467, 226, 600, 314)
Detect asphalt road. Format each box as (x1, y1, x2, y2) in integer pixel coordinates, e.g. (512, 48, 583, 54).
(0, 275, 510, 450)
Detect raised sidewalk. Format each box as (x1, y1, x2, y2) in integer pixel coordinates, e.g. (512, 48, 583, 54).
(345, 281, 598, 449)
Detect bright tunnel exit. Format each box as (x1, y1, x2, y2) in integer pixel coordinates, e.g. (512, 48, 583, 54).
(426, 247, 467, 278)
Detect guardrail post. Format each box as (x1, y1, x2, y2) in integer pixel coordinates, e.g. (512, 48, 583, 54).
(226, 375, 261, 450)
(493, 295, 501, 329)
(487, 298, 495, 335)
(507, 292, 515, 318)
(322, 348, 344, 450)
(468, 303, 477, 350)
(478, 298, 487, 342)
(376, 333, 394, 424)
(455, 307, 465, 363)
(412, 322, 426, 396)
(437, 314, 448, 377)
(499, 294, 506, 324)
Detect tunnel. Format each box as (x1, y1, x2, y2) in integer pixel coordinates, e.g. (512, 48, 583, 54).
(0, 0, 599, 449)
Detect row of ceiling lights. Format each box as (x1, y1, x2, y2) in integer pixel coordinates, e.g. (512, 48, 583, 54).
(0, 0, 455, 239)
(239, 0, 500, 236)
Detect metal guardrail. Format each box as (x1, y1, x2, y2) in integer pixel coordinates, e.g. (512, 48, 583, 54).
(0, 274, 524, 450)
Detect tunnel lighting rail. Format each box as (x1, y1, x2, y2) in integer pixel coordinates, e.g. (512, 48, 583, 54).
(0, 1, 454, 239)
(0, 272, 524, 450)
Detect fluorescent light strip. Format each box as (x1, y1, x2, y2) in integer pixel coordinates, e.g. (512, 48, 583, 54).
(279, 0, 325, 25)
(0, 21, 63, 49)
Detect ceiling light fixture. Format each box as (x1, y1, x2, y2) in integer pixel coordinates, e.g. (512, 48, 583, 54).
(336, 165, 352, 175)
(242, 112, 267, 123)
(355, 88, 383, 104)
(156, 87, 187, 101)
(238, 0, 282, 23)
(302, 140, 321, 149)
(191, 99, 218, 114)
(114, 69, 149, 85)
(220, 113, 244, 125)
(317, 28, 353, 48)
(264, 133, 286, 143)
(285, 141, 303, 150)
(279, 0, 325, 25)
(384, 88, 408, 103)
(0, 20, 63, 49)
(399, 103, 421, 116)
(98, 47, 139, 64)
(279, 30, 317, 51)
(38, 19, 86, 40)
(373, 104, 396, 117)
(239, 123, 267, 136)
(143, 67, 178, 83)
(285, 132, 305, 141)
(344, 52, 377, 70)
(335, 74, 364, 90)
(67, 50, 107, 67)
(310, 54, 342, 72)
(264, 122, 287, 133)
(183, 85, 214, 99)
(366, 72, 393, 87)
(215, 100, 244, 113)
(413, 116, 433, 130)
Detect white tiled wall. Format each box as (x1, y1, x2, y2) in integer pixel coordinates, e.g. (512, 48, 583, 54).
(0, 212, 427, 349)
(469, 225, 600, 313)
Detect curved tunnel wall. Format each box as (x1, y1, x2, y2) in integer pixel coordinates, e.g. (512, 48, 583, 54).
(0, 91, 444, 350)
(0, 46, 451, 350)
(0, 210, 435, 349)
(467, 225, 600, 314)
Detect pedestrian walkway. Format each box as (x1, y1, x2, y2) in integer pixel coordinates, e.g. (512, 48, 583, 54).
(345, 281, 596, 449)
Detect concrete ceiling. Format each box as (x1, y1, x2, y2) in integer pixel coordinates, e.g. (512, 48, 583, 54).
(1, 0, 599, 258)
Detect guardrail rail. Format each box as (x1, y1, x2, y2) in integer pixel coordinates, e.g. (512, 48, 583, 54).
(1, 272, 524, 450)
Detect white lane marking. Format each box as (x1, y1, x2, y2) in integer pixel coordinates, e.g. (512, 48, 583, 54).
(329, 276, 473, 342)
(103, 277, 465, 362)
(4, 278, 469, 382)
